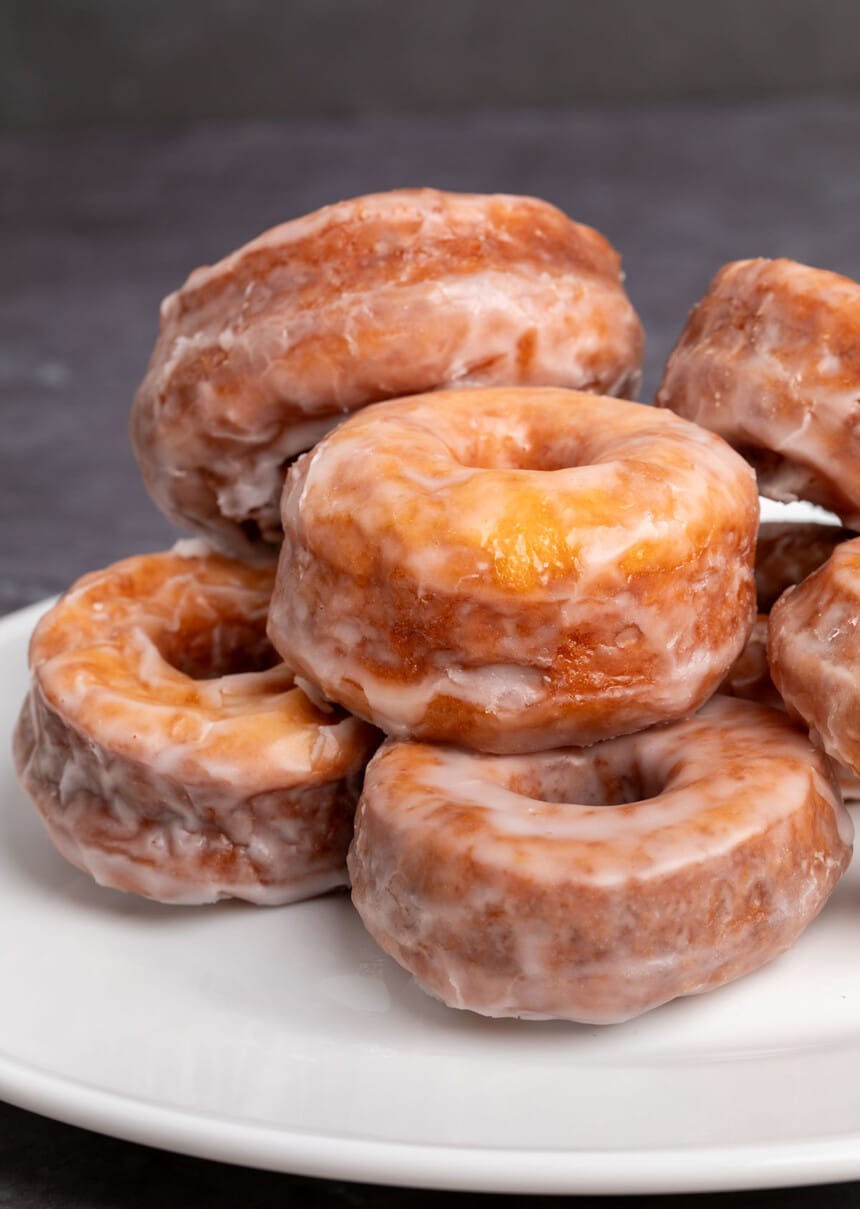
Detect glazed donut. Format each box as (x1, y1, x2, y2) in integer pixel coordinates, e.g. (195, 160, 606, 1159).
(269, 387, 758, 754)
(655, 259, 860, 525)
(726, 522, 848, 706)
(348, 696, 851, 1023)
(770, 537, 860, 779)
(721, 521, 860, 801)
(132, 189, 644, 559)
(755, 520, 853, 612)
(13, 544, 380, 905)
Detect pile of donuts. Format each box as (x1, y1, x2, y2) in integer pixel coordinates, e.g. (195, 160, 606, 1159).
(13, 190, 860, 1024)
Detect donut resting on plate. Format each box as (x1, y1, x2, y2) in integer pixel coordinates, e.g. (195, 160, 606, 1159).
(13, 545, 380, 905)
(348, 697, 851, 1023)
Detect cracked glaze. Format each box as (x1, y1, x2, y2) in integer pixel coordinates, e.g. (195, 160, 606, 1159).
(348, 696, 851, 1023)
(131, 189, 644, 559)
(656, 258, 860, 525)
(770, 537, 860, 781)
(13, 547, 380, 904)
(269, 387, 758, 753)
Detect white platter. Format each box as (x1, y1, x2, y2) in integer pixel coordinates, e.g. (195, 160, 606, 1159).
(3, 511, 860, 1196)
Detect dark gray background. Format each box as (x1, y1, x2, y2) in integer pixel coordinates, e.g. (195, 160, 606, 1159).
(4, 0, 860, 129)
(5, 3, 860, 1205)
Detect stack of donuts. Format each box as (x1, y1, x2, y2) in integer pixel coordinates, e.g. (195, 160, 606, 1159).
(13, 190, 860, 1024)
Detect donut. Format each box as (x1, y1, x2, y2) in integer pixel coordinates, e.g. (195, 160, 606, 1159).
(723, 522, 849, 706)
(722, 521, 860, 801)
(348, 696, 851, 1023)
(655, 258, 860, 525)
(13, 544, 380, 905)
(269, 387, 759, 754)
(770, 536, 860, 780)
(755, 520, 853, 612)
(131, 189, 644, 559)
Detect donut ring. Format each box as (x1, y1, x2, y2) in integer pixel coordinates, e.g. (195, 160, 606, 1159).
(131, 189, 644, 559)
(770, 536, 860, 779)
(348, 696, 851, 1023)
(13, 545, 380, 905)
(655, 258, 860, 525)
(269, 387, 758, 753)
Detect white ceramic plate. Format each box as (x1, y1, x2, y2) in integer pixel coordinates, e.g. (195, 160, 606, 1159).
(3, 504, 860, 1195)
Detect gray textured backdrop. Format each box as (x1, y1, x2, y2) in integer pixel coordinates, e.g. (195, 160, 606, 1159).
(3, 0, 860, 129)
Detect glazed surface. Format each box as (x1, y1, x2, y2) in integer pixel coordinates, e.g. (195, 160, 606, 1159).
(770, 537, 860, 780)
(348, 696, 851, 1023)
(131, 189, 644, 558)
(269, 387, 758, 752)
(13, 546, 380, 904)
(656, 258, 860, 526)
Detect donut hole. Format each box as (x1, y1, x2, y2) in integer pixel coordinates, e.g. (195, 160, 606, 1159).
(511, 753, 665, 808)
(156, 621, 280, 680)
(450, 424, 584, 473)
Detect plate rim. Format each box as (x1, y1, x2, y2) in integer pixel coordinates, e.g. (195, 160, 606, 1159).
(3, 1044, 860, 1195)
